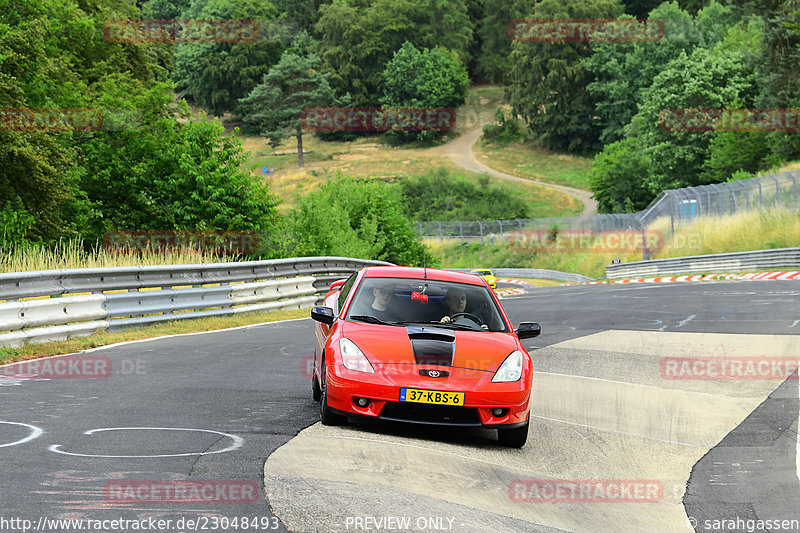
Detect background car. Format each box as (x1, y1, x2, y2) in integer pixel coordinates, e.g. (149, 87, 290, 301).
(470, 268, 497, 289)
(309, 266, 540, 447)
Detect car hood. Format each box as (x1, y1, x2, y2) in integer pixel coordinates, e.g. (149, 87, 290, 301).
(340, 321, 519, 372)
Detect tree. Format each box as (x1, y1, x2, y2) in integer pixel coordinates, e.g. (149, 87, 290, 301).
(634, 46, 758, 193)
(584, 2, 736, 145)
(77, 75, 280, 241)
(172, 0, 287, 116)
(314, 0, 473, 106)
(282, 176, 426, 266)
(381, 42, 469, 141)
(506, 0, 625, 154)
(589, 138, 652, 213)
(239, 49, 338, 167)
(475, 0, 530, 83)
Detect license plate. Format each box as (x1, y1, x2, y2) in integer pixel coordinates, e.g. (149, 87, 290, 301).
(399, 388, 464, 406)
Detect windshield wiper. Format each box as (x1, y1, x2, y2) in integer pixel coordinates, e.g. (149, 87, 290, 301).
(349, 315, 397, 326)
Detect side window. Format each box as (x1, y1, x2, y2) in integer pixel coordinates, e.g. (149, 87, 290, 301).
(337, 273, 358, 313)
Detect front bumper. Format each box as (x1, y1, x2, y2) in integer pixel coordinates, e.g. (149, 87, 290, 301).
(325, 363, 531, 427)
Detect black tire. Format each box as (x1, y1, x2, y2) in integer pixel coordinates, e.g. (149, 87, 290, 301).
(312, 373, 321, 402)
(319, 356, 347, 426)
(498, 421, 529, 448)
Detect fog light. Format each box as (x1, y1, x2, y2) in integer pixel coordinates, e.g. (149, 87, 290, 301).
(492, 408, 506, 417)
(356, 397, 370, 407)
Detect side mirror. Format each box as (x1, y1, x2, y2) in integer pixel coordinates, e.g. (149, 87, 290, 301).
(329, 279, 346, 291)
(311, 306, 335, 326)
(515, 322, 541, 339)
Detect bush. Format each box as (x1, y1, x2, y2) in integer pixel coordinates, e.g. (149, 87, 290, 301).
(399, 167, 531, 221)
(482, 108, 525, 145)
(278, 175, 426, 266)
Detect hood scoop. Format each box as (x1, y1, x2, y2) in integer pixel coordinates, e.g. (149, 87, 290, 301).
(406, 326, 455, 366)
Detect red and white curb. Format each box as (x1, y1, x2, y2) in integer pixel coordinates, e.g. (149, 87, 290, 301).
(494, 278, 537, 298)
(561, 271, 800, 286)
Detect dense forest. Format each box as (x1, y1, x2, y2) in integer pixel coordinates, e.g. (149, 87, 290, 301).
(1, 0, 798, 264)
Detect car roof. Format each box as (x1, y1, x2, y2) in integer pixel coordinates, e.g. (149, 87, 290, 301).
(362, 266, 485, 286)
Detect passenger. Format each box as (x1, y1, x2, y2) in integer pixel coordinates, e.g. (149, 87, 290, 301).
(366, 283, 400, 323)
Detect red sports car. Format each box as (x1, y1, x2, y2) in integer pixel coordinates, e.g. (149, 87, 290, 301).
(309, 266, 540, 447)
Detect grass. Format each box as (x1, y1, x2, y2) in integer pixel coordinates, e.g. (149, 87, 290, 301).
(428, 208, 800, 278)
(0, 307, 309, 365)
(473, 137, 594, 190)
(0, 239, 243, 273)
(235, 84, 579, 218)
(240, 135, 580, 218)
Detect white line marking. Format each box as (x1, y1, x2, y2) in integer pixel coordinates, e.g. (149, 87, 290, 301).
(48, 427, 244, 458)
(676, 315, 696, 328)
(0, 421, 44, 448)
(790, 320, 800, 328)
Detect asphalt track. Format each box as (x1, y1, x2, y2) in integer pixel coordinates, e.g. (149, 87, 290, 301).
(1, 281, 798, 532)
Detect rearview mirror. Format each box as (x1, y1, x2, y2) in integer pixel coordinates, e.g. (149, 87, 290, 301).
(311, 306, 335, 325)
(329, 279, 346, 291)
(515, 322, 541, 339)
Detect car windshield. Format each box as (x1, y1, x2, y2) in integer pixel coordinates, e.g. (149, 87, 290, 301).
(473, 270, 492, 276)
(345, 277, 508, 332)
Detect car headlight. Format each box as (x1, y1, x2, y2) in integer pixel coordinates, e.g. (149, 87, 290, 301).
(492, 350, 524, 382)
(339, 338, 375, 373)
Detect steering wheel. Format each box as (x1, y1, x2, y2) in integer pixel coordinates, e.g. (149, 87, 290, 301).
(450, 312, 484, 326)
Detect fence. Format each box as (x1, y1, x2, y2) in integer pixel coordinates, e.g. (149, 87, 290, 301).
(416, 170, 800, 241)
(0, 257, 390, 348)
(605, 247, 800, 279)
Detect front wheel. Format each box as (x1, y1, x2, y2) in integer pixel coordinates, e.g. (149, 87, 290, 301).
(319, 356, 347, 426)
(498, 421, 528, 448)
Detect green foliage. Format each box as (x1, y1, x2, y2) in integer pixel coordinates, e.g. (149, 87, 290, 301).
(634, 45, 758, 193)
(279, 175, 426, 266)
(238, 49, 339, 166)
(172, 0, 286, 116)
(381, 42, 469, 142)
(314, 0, 473, 106)
(481, 107, 525, 144)
(0, 199, 38, 247)
(589, 137, 652, 213)
(506, 0, 625, 154)
(398, 167, 531, 221)
(474, 0, 530, 83)
(702, 130, 772, 183)
(77, 75, 280, 241)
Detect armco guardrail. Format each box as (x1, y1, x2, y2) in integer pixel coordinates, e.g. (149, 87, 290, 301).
(605, 248, 800, 279)
(451, 268, 592, 283)
(0, 257, 391, 348)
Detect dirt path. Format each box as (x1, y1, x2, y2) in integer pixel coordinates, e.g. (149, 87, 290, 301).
(436, 125, 599, 216)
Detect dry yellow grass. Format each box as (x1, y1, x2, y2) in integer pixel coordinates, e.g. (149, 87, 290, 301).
(0, 239, 242, 273)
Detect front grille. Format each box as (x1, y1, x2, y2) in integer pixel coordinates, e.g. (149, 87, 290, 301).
(379, 402, 481, 426)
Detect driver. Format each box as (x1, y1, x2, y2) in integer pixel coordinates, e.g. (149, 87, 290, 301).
(439, 287, 488, 329)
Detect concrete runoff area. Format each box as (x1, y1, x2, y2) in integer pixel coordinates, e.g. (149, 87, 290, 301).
(264, 330, 800, 532)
